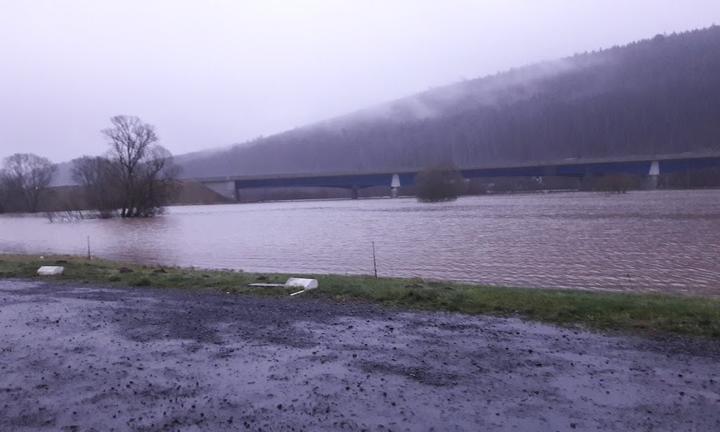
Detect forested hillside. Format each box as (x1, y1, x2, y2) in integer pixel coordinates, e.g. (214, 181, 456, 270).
(179, 27, 720, 178)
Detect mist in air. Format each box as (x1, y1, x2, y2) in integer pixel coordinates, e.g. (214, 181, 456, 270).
(1, 0, 719, 162)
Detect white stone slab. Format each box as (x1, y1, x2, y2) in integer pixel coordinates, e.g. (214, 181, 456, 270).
(37, 266, 64, 276)
(284, 278, 318, 290)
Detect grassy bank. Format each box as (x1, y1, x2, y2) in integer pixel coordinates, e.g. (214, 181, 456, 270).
(1, 254, 719, 338)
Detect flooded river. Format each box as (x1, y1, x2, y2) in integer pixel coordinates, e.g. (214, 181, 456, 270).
(1, 190, 719, 296)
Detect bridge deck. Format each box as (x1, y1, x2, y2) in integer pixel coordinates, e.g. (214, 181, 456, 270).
(194, 152, 720, 186)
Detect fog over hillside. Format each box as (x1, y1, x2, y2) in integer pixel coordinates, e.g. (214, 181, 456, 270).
(49, 26, 720, 185)
(176, 26, 720, 179)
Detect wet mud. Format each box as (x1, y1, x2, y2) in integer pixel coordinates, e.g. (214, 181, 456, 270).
(1, 280, 719, 431)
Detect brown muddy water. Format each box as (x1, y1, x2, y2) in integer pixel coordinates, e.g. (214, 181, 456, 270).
(1, 190, 719, 296)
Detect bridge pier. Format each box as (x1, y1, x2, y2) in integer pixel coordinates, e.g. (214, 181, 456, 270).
(643, 176, 659, 190)
(203, 180, 238, 201)
(644, 160, 660, 190)
(390, 174, 401, 198)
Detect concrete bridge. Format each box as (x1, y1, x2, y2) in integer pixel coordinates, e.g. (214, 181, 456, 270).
(197, 152, 720, 200)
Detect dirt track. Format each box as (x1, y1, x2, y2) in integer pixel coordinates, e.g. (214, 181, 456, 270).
(1, 279, 719, 431)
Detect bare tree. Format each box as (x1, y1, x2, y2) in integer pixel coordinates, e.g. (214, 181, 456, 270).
(102, 115, 158, 217)
(0, 178, 8, 213)
(0, 153, 56, 212)
(99, 115, 179, 217)
(72, 156, 122, 218)
(132, 145, 180, 216)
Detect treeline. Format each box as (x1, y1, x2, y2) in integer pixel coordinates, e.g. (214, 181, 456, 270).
(179, 26, 720, 179)
(0, 116, 179, 217)
(0, 153, 56, 213)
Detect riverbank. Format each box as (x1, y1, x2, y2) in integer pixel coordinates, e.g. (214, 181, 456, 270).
(1, 254, 719, 339)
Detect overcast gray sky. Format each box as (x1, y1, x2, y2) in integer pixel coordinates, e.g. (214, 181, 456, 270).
(1, 0, 719, 162)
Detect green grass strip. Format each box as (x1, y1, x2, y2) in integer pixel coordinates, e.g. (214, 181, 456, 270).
(1, 254, 718, 339)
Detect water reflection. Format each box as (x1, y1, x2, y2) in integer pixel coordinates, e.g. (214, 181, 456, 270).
(1, 190, 719, 296)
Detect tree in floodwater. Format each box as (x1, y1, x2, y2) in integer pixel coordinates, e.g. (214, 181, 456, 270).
(0, 153, 56, 213)
(103, 115, 179, 217)
(415, 166, 466, 202)
(73, 115, 179, 217)
(129, 144, 180, 216)
(0, 178, 8, 213)
(71, 156, 123, 218)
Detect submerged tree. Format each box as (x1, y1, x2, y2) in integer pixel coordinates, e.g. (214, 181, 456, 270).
(72, 156, 122, 218)
(0, 153, 56, 212)
(103, 115, 179, 217)
(0, 178, 8, 213)
(130, 144, 180, 216)
(415, 166, 466, 202)
(73, 115, 179, 217)
(103, 115, 158, 217)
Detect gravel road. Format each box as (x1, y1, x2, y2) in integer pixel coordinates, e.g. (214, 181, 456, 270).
(1, 279, 718, 431)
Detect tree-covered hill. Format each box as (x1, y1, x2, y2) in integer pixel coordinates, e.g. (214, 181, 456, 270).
(177, 26, 720, 178)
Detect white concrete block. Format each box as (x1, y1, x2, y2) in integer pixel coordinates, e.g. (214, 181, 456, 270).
(285, 278, 318, 290)
(37, 266, 64, 276)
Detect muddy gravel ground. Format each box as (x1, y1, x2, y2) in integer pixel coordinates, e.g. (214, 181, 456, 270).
(1, 280, 719, 432)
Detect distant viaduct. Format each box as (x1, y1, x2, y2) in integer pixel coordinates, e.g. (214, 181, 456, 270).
(195, 152, 720, 200)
